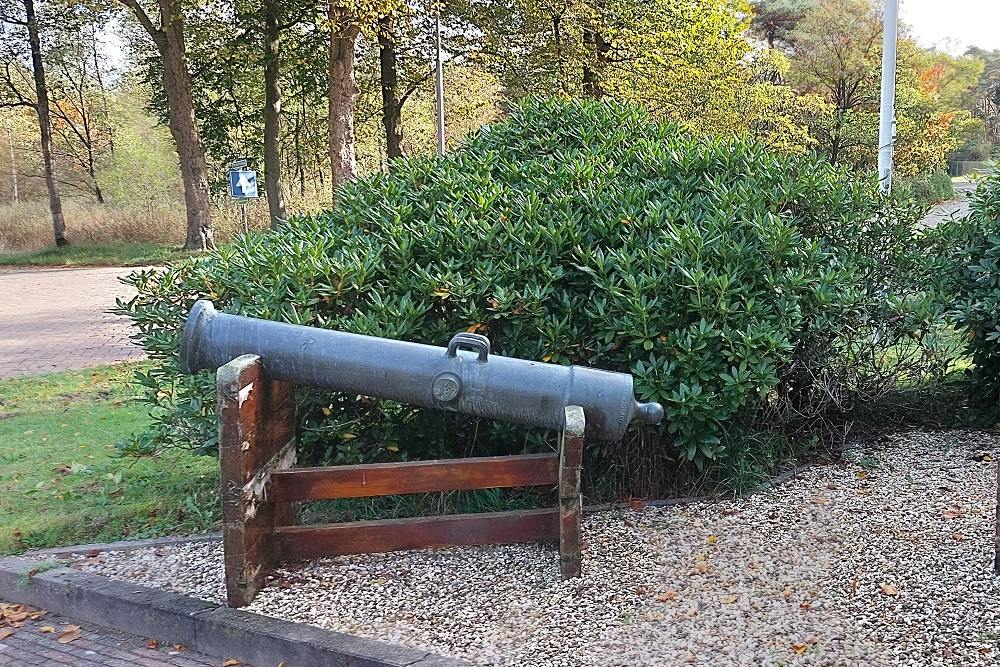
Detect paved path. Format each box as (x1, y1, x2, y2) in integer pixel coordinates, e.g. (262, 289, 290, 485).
(0, 267, 145, 379)
(0, 603, 253, 666)
(919, 180, 976, 228)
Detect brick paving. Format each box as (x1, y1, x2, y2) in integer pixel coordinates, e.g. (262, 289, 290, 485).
(0, 267, 146, 379)
(0, 603, 253, 666)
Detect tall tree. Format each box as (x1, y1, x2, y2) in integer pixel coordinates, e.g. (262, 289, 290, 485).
(117, 0, 214, 249)
(262, 0, 286, 227)
(378, 12, 404, 160)
(328, 6, 360, 195)
(0, 0, 68, 246)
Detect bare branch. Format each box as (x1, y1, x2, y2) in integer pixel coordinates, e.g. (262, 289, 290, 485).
(117, 0, 163, 44)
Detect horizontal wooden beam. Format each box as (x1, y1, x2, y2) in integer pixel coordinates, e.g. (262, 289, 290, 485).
(268, 453, 558, 502)
(273, 508, 559, 560)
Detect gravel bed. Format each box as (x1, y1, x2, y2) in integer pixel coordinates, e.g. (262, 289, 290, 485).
(72, 430, 999, 666)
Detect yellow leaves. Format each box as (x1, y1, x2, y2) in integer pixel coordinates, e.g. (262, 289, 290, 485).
(782, 585, 793, 600)
(706, 535, 718, 545)
(655, 590, 678, 602)
(791, 636, 818, 655)
(0, 628, 13, 641)
(541, 354, 553, 362)
(431, 288, 450, 299)
(223, 660, 242, 667)
(878, 583, 899, 596)
(320, 406, 332, 416)
(39, 626, 55, 633)
(466, 323, 486, 334)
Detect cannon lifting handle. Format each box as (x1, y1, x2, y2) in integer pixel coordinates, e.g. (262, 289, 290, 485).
(447, 333, 490, 363)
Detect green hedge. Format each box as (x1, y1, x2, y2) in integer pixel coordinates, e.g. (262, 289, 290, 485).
(952, 173, 1000, 407)
(119, 99, 945, 497)
(897, 170, 955, 208)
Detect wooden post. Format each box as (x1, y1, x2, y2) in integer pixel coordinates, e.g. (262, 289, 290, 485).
(559, 405, 584, 579)
(217, 354, 296, 607)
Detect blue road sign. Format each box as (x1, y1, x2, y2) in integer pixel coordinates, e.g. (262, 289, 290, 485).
(229, 169, 259, 199)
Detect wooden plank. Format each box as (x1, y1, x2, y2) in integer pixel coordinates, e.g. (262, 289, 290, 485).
(268, 453, 559, 502)
(274, 509, 559, 560)
(217, 355, 296, 608)
(559, 405, 585, 579)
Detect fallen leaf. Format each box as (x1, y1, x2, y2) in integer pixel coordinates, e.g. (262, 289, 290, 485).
(791, 642, 808, 654)
(687, 561, 710, 575)
(942, 509, 965, 519)
(279, 663, 287, 667)
(656, 590, 678, 602)
(782, 585, 793, 600)
(222, 660, 241, 666)
(799, 602, 812, 611)
(174, 644, 186, 651)
(148, 639, 159, 649)
(706, 535, 718, 545)
(39, 626, 55, 633)
(626, 498, 647, 511)
(57, 626, 81, 643)
(0, 628, 13, 641)
(812, 496, 830, 505)
(952, 532, 964, 541)
(720, 594, 739, 604)
(643, 610, 665, 622)
(879, 583, 898, 596)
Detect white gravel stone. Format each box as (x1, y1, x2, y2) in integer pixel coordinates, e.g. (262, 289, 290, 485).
(70, 429, 1000, 666)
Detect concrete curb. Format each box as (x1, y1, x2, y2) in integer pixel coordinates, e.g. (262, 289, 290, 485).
(0, 557, 468, 667)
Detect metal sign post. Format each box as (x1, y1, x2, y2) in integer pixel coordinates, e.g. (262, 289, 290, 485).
(877, 0, 899, 192)
(228, 159, 259, 232)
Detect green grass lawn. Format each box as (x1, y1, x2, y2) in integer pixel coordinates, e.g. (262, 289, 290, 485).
(0, 242, 196, 268)
(0, 364, 219, 554)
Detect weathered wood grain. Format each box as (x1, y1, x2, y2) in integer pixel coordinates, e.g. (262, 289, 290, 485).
(274, 509, 560, 560)
(217, 355, 296, 607)
(559, 405, 585, 579)
(268, 453, 559, 502)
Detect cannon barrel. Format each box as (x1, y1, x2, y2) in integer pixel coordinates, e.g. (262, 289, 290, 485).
(180, 300, 663, 442)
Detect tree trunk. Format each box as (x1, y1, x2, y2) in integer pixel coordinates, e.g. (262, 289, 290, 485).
(581, 29, 610, 99)
(24, 0, 68, 246)
(328, 5, 360, 199)
(158, 0, 214, 250)
(378, 13, 403, 161)
(263, 0, 286, 228)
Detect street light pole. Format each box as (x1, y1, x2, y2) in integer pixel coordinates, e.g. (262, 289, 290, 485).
(877, 0, 899, 192)
(434, 1, 446, 156)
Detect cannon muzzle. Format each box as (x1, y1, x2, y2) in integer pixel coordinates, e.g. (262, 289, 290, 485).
(181, 300, 663, 441)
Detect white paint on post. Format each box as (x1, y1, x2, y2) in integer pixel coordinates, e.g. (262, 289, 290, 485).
(878, 0, 899, 192)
